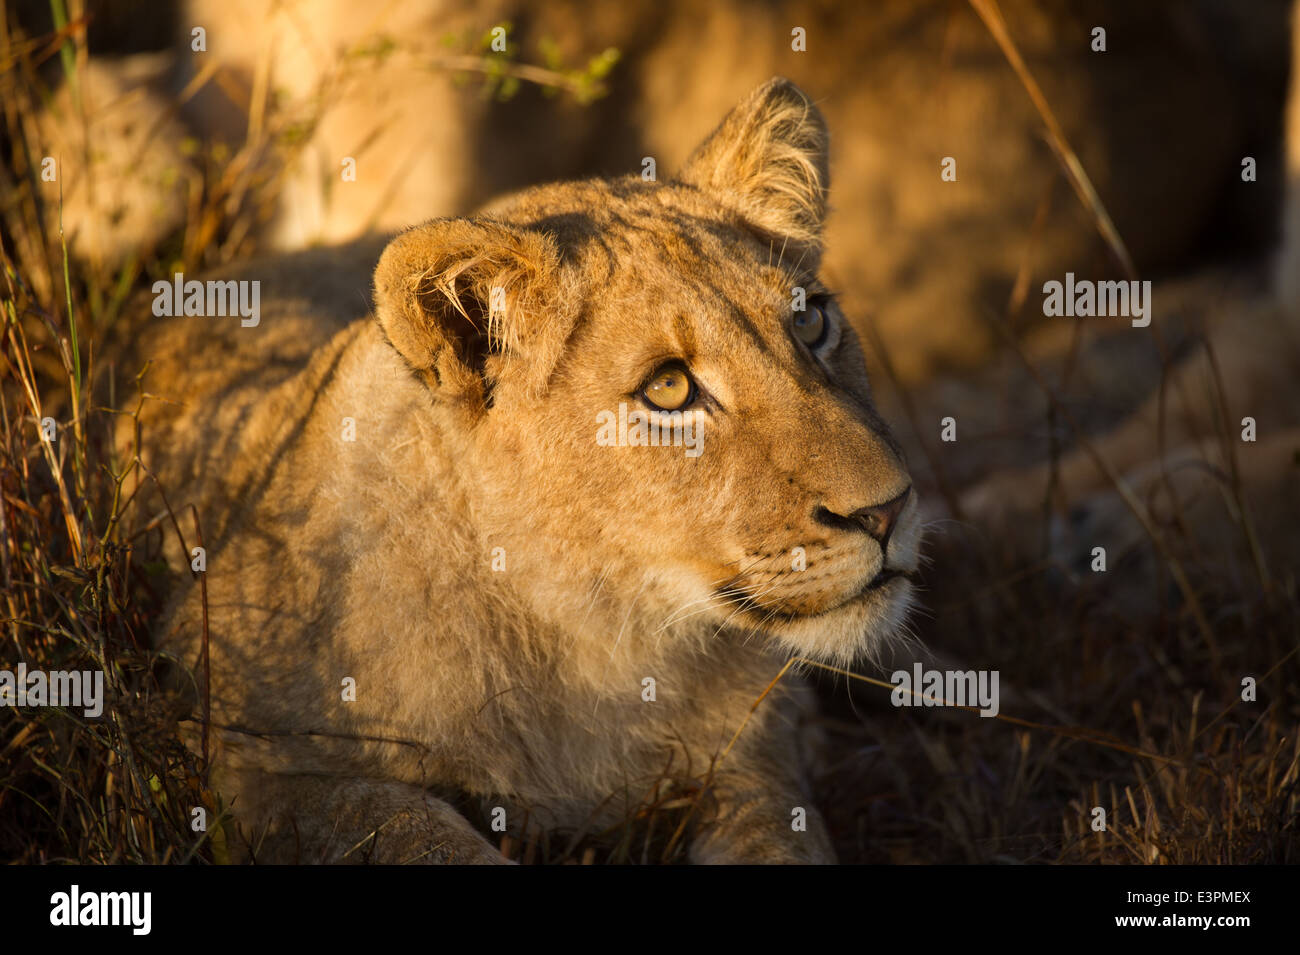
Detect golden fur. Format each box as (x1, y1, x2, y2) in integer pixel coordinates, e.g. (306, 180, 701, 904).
(120, 79, 922, 863)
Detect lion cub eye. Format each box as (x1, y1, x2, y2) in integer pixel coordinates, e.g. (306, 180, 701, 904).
(642, 362, 695, 411)
(793, 301, 829, 348)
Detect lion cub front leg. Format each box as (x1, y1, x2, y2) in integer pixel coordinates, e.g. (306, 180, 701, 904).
(226, 771, 508, 864)
(686, 712, 837, 867)
(683, 683, 836, 864)
(689, 771, 835, 864)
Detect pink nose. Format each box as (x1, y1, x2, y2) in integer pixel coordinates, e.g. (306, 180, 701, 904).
(840, 486, 912, 551)
(814, 485, 912, 550)
(851, 487, 910, 549)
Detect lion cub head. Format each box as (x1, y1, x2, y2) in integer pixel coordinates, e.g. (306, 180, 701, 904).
(372, 78, 921, 667)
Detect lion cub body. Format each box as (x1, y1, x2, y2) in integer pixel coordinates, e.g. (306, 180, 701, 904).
(124, 80, 921, 863)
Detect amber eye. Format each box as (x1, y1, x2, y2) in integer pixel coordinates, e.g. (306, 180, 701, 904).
(642, 362, 694, 411)
(793, 301, 828, 347)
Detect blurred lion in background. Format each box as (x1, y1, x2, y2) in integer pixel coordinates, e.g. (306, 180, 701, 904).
(23, 0, 1289, 384)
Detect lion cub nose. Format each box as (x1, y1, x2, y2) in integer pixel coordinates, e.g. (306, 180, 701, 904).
(816, 486, 911, 550)
(854, 487, 911, 549)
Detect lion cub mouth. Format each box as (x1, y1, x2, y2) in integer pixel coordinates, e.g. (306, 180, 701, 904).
(716, 566, 916, 624)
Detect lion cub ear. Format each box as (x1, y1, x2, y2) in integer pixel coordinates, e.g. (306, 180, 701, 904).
(372, 219, 560, 407)
(677, 77, 829, 253)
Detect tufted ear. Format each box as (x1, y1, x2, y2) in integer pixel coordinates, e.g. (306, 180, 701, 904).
(677, 77, 830, 254)
(372, 219, 563, 409)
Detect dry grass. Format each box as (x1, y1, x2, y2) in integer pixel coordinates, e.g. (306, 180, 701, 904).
(808, 524, 1299, 864)
(1, 1, 1296, 865)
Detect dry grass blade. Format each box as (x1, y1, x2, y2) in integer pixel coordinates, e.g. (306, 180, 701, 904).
(968, 0, 1137, 281)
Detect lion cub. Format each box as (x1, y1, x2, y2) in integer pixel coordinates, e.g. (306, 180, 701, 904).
(124, 78, 922, 863)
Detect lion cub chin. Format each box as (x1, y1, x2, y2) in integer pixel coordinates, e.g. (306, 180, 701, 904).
(130, 77, 921, 864)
